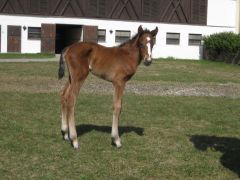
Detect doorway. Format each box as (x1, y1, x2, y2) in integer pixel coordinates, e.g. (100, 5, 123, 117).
(55, 24, 82, 53)
(7, 25, 21, 52)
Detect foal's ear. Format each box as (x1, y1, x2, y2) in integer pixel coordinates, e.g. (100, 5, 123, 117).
(151, 27, 158, 37)
(138, 25, 143, 34)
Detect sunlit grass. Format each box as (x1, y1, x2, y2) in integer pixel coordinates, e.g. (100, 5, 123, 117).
(133, 59, 240, 83)
(0, 92, 239, 179)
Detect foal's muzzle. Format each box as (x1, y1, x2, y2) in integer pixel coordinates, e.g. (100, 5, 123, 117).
(144, 60, 152, 66)
(143, 58, 152, 66)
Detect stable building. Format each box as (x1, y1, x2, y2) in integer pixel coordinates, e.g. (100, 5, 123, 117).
(0, 0, 238, 59)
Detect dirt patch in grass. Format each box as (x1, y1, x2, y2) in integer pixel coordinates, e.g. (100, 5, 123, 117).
(84, 80, 240, 98)
(1, 75, 240, 98)
(0, 60, 239, 98)
(129, 82, 240, 97)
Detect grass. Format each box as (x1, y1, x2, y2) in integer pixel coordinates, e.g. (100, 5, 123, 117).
(133, 59, 240, 83)
(0, 53, 55, 59)
(0, 59, 240, 179)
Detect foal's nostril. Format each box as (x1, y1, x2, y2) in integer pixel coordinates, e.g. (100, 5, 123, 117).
(144, 60, 152, 66)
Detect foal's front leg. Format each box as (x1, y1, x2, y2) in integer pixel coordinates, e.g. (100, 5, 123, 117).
(112, 82, 125, 148)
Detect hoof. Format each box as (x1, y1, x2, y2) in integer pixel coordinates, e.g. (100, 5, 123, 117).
(64, 134, 70, 141)
(72, 140, 79, 149)
(111, 138, 122, 148)
(61, 131, 70, 141)
(115, 141, 122, 148)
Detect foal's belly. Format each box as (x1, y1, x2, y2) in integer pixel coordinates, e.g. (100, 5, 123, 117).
(89, 65, 114, 82)
(90, 65, 135, 83)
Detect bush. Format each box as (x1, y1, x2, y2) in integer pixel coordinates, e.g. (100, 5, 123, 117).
(203, 32, 240, 64)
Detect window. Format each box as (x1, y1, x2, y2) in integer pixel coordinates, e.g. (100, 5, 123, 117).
(166, 33, 180, 45)
(189, 34, 202, 46)
(28, 27, 41, 40)
(115, 30, 131, 43)
(97, 29, 106, 42)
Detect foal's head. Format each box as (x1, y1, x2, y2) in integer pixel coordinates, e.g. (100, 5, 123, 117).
(137, 25, 158, 66)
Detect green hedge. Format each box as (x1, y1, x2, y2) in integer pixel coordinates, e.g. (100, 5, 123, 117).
(203, 32, 240, 64)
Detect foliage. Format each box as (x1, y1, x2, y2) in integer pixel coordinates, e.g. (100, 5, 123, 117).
(203, 32, 240, 64)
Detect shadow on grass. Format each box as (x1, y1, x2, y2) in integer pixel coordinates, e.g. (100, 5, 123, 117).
(76, 124, 144, 137)
(189, 135, 240, 177)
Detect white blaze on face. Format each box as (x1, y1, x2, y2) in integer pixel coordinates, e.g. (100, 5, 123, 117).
(146, 37, 151, 61)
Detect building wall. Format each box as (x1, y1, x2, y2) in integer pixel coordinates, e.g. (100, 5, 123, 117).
(207, 0, 236, 27)
(236, 0, 240, 33)
(0, 0, 237, 59)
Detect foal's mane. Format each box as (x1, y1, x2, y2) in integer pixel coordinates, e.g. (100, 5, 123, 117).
(118, 29, 151, 48)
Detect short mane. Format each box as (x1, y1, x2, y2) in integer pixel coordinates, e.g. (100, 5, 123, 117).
(118, 29, 151, 47)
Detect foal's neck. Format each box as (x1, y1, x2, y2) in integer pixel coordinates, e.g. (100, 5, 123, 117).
(120, 34, 142, 63)
(121, 42, 141, 65)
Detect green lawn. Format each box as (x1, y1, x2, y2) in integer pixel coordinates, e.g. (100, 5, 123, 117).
(0, 53, 55, 59)
(133, 59, 240, 83)
(0, 60, 239, 179)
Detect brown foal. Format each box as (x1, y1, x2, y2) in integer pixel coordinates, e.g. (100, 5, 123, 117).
(58, 25, 158, 148)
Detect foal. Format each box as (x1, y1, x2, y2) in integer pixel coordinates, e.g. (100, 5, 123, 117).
(58, 25, 158, 148)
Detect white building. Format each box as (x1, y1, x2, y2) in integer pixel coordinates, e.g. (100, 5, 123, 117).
(0, 0, 239, 59)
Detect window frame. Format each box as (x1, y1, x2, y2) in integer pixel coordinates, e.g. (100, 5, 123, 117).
(188, 34, 202, 46)
(97, 29, 106, 43)
(28, 27, 41, 40)
(166, 32, 180, 45)
(115, 30, 131, 43)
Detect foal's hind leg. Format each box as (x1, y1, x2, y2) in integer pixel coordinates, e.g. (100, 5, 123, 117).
(66, 88, 78, 148)
(60, 82, 70, 140)
(67, 71, 88, 148)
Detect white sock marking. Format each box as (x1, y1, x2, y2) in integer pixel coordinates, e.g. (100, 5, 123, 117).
(73, 140, 79, 149)
(89, 64, 92, 70)
(64, 133, 70, 141)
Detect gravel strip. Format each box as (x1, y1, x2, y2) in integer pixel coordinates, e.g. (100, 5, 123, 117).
(1, 76, 239, 98)
(80, 80, 240, 98)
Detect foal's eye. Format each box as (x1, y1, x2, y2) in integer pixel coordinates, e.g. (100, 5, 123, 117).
(139, 44, 145, 48)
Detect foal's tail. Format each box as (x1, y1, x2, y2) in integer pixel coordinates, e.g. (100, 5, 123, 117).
(58, 49, 66, 79)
